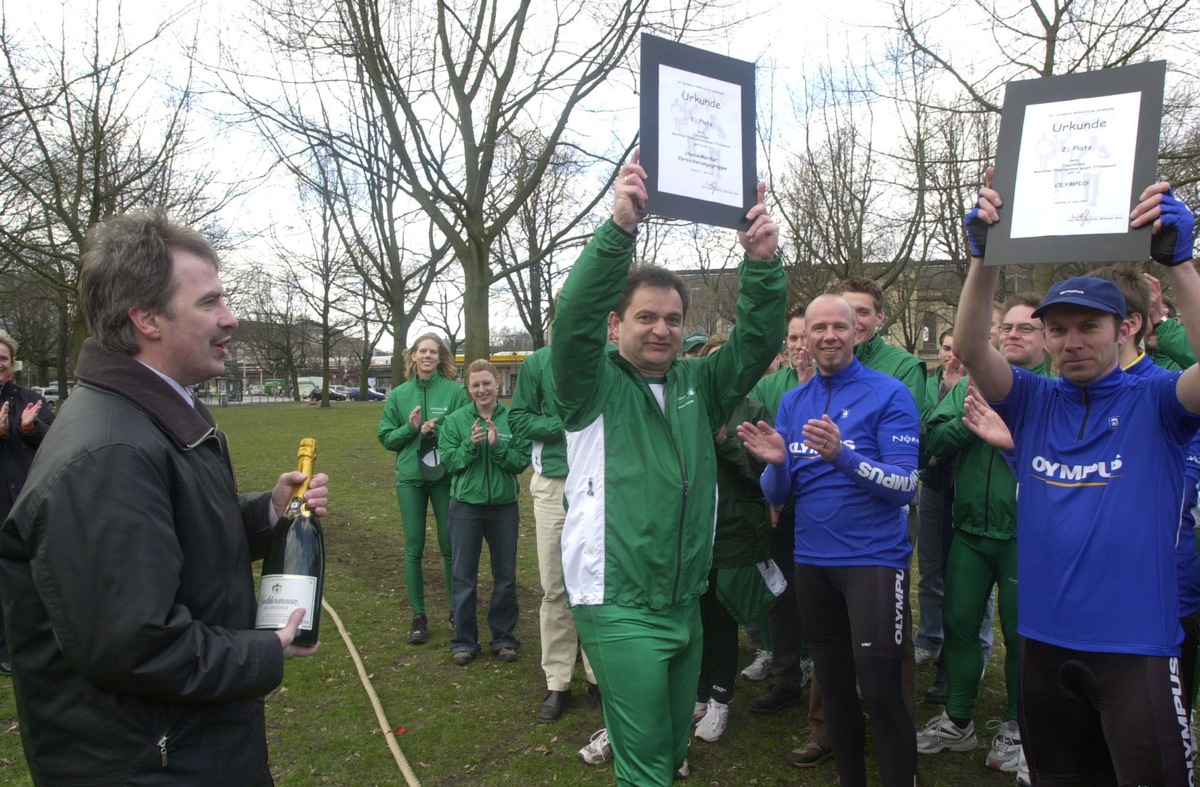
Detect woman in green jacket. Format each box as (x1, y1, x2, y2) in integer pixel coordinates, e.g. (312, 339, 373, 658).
(377, 333, 468, 645)
(439, 360, 531, 666)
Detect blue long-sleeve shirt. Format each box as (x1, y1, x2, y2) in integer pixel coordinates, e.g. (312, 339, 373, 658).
(763, 359, 919, 569)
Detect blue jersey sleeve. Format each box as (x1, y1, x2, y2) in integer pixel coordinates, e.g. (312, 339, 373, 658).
(827, 386, 920, 506)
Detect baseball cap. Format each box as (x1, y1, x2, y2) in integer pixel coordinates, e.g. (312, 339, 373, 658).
(1031, 276, 1126, 321)
(682, 332, 709, 353)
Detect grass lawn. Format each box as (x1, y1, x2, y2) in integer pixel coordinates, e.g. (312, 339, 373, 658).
(0, 402, 1014, 786)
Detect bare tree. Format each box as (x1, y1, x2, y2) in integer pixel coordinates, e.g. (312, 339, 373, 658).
(491, 129, 595, 349)
(894, 0, 1200, 290)
(229, 269, 322, 402)
(776, 65, 930, 345)
(0, 6, 238, 394)
(240, 0, 738, 362)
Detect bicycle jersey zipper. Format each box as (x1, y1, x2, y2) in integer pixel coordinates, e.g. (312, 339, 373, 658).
(1077, 387, 1091, 441)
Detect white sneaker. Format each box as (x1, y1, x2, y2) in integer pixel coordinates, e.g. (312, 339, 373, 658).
(1015, 742, 1030, 786)
(741, 649, 773, 681)
(799, 656, 814, 688)
(693, 699, 729, 742)
(985, 719, 1021, 772)
(675, 757, 690, 779)
(692, 701, 707, 722)
(916, 710, 977, 754)
(914, 645, 940, 665)
(578, 728, 612, 765)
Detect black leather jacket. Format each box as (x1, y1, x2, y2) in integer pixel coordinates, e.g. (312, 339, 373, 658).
(0, 340, 285, 785)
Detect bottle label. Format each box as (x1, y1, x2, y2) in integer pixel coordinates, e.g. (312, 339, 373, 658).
(257, 574, 318, 630)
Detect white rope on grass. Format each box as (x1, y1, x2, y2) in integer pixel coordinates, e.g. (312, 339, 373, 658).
(322, 598, 422, 787)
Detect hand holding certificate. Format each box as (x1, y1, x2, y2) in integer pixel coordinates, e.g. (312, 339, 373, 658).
(987, 60, 1166, 266)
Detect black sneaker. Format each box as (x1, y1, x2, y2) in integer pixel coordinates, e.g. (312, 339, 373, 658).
(925, 679, 948, 704)
(748, 683, 804, 714)
(406, 614, 429, 645)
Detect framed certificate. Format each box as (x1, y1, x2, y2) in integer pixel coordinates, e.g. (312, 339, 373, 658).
(987, 60, 1166, 266)
(639, 34, 757, 230)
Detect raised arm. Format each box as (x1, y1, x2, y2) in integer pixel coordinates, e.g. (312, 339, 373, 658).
(954, 167, 1014, 402)
(1131, 183, 1200, 413)
(551, 153, 645, 427)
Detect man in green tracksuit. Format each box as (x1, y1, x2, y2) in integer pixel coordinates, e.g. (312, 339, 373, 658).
(551, 150, 786, 786)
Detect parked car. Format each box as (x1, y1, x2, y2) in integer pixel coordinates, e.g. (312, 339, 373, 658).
(308, 387, 348, 402)
(247, 385, 265, 396)
(33, 387, 60, 409)
(348, 387, 386, 401)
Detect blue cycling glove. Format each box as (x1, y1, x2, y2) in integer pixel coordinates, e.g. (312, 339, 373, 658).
(1150, 189, 1195, 266)
(964, 203, 988, 258)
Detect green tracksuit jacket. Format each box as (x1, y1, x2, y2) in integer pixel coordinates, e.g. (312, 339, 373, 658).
(378, 374, 469, 486)
(438, 401, 531, 505)
(924, 360, 1053, 539)
(856, 334, 929, 420)
(508, 345, 568, 479)
(551, 220, 786, 611)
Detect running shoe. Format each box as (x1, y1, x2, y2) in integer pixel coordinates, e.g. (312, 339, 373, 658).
(578, 728, 612, 766)
(916, 710, 977, 753)
(693, 699, 729, 742)
(406, 614, 429, 645)
(985, 719, 1021, 772)
(741, 649, 773, 681)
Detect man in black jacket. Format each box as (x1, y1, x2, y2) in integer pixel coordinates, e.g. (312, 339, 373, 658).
(0, 209, 329, 786)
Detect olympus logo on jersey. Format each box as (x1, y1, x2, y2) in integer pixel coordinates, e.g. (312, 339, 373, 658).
(856, 463, 918, 492)
(1030, 454, 1123, 485)
(789, 439, 856, 457)
(892, 434, 919, 445)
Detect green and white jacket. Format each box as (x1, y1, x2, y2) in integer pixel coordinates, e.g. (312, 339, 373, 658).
(551, 221, 786, 611)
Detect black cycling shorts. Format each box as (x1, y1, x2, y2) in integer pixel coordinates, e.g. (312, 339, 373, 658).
(1020, 637, 1194, 787)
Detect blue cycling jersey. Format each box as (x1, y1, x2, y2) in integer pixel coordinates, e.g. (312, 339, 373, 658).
(996, 364, 1200, 656)
(1128, 353, 1200, 618)
(762, 359, 919, 570)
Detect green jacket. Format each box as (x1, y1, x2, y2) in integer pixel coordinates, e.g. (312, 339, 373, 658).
(508, 345, 568, 479)
(856, 335, 929, 421)
(1152, 318, 1193, 370)
(920, 368, 956, 490)
(925, 360, 1053, 539)
(438, 401, 531, 505)
(712, 397, 772, 568)
(552, 220, 786, 611)
(750, 366, 805, 418)
(377, 374, 469, 487)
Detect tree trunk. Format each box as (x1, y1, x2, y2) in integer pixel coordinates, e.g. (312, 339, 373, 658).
(461, 249, 491, 363)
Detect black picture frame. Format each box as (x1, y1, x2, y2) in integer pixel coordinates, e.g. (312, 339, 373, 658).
(639, 34, 757, 230)
(987, 60, 1166, 267)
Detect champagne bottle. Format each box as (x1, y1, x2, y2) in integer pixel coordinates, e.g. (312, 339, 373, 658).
(256, 438, 325, 647)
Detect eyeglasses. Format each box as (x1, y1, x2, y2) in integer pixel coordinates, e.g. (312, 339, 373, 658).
(1000, 323, 1042, 336)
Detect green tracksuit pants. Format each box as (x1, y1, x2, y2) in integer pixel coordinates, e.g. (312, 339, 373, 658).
(573, 601, 702, 787)
(395, 482, 452, 616)
(944, 531, 1019, 722)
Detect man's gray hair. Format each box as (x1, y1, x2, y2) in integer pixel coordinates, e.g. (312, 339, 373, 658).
(79, 209, 220, 355)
